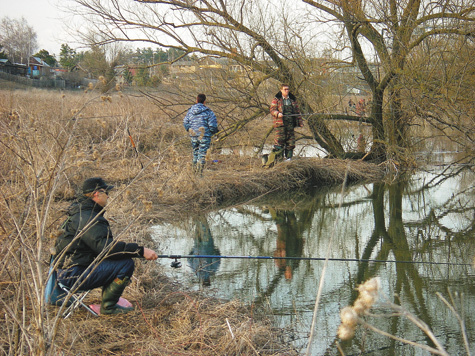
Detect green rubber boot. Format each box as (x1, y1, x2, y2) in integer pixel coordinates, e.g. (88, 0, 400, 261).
(100, 277, 134, 315)
(263, 148, 284, 168)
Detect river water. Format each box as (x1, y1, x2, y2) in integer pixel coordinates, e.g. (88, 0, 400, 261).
(152, 153, 474, 355)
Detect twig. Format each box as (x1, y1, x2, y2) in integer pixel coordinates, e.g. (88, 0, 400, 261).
(127, 126, 144, 169)
(389, 303, 448, 354)
(436, 292, 471, 356)
(359, 320, 449, 356)
(305, 165, 349, 355)
(359, 151, 371, 161)
(226, 318, 235, 339)
(335, 341, 346, 356)
(243, 336, 260, 355)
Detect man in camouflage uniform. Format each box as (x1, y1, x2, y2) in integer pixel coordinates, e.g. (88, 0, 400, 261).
(183, 94, 218, 175)
(269, 84, 303, 160)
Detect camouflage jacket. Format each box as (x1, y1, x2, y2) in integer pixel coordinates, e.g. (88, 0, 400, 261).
(270, 91, 303, 128)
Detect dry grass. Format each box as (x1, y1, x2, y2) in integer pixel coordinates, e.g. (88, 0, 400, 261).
(48, 273, 297, 355)
(156, 158, 383, 212)
(0, 87, 384, 355)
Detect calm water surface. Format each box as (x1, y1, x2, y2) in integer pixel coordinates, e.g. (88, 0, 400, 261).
(152, 155, 474, 355)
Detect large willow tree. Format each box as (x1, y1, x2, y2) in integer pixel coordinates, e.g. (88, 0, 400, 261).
(66, 0, 475, 161)
(304, 0, 475, 160)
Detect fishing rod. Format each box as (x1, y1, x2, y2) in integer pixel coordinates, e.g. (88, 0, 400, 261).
(282, 113, 319, 117)
(158, 254, 472, 268)
(283, 112, 371, 119)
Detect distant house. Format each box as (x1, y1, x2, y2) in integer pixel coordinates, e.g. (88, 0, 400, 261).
(0, 59, 14, 74)
(53, 68, 68, 76)
(28, 56, 51, 78)
(170, 60, 197, 75)
(198, 57, 223, 70)
(0, 59, 27, 76)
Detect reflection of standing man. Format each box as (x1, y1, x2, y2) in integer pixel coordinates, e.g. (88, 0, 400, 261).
(269, 208, 304, 280)
(269, 84, 303, 160)
(187, 216, 221, 286)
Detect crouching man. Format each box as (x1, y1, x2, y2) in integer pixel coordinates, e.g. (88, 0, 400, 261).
(53, 177, 158, 315)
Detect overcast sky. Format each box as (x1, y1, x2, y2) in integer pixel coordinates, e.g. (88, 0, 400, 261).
(2, 0, 73, 56)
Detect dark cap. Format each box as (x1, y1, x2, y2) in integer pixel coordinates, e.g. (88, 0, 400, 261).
(82, 177, 114, 194)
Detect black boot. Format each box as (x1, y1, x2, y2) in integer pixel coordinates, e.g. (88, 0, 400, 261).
(100, 277, 134, 315)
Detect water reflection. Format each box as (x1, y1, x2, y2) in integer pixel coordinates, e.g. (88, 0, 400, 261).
(348, 181, 438, 354)
(152, 162, 474, 355)
(269, 208, 304, 280)
(187, 215, 221, 286)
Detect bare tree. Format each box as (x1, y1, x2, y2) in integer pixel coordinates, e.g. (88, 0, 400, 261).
(63, 0, 345, 156)
(64, 0, 475, 160)
(0, 16, 38, 65)
(403, 35, 475, 153)
(302, 0, 475, 160)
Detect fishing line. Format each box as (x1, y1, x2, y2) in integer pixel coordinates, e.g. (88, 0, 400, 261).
(157, 254, 471, 267)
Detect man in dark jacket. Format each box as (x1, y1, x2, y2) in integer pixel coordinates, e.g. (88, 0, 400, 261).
(53, 177, 158, 315)
(269, 84, 303, 160)
(183, 94, 218, 175)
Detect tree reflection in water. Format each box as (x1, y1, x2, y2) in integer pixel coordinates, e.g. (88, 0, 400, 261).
(153, 163, 474, 355)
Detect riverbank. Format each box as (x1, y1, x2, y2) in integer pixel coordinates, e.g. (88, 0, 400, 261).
(47, 157, 384, 355)
(0, 88, 386, 355)
(94, 155, 386, 224)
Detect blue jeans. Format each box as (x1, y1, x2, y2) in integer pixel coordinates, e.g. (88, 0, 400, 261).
(58, 258, 135, 291)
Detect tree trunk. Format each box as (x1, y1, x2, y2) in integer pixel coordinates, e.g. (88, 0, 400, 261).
(307, 114, 345, 157)
(369, 89, 386, 161)
(386, 80, 411, 161)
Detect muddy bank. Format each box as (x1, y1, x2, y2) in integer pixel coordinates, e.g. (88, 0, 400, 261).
(50, 271, 298, 355)
(207, 158, 385, 204)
